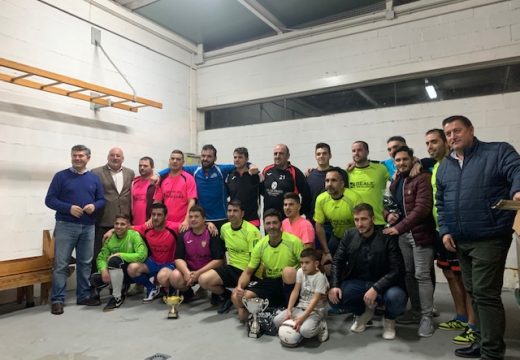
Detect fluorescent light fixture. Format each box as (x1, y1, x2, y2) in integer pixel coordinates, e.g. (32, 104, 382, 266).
(425, 79, 437, 99)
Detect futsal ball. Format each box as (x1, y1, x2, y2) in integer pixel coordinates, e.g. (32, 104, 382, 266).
(278, 319, 303, 347)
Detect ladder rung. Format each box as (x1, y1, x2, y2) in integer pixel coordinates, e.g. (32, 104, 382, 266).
(66, 88, 86, 95)
(11, 73, 32, 81)
(41, 81, 62, 89)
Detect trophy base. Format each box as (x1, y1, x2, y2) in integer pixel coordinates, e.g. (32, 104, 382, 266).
(167, 306, 179, 319)
(247, 331, 261, 338)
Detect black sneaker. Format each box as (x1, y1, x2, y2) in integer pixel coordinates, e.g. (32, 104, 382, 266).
(103, 296, 124, 312)
(77, 297, 101, 306)
(210, 293, 222, 306)
(182, 288, 195, 303)
(217, 298, 233, 314)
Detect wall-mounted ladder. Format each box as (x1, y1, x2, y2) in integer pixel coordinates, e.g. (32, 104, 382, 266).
(0, 58, 162, 112)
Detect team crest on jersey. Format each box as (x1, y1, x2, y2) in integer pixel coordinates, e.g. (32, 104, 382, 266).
(271, 181, 278, 190)
(201, 240, 207, 247)
(210, 172, 218, 178)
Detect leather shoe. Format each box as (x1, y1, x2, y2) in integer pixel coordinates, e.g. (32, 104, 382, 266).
(455, 342, 481, 358)
(51, 302, 64, 315)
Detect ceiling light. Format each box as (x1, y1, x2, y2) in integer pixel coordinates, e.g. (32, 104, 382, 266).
(425, 79, 437, 99)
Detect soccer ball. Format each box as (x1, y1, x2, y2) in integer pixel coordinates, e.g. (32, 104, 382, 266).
(278, 319, 302, 347)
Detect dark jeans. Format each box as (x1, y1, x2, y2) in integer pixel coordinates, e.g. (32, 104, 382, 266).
(457, 236, 512, 360)
(335, 279, 407, 320)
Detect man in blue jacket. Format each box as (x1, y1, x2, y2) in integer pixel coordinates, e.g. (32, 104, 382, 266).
(436, 115, 520, 360)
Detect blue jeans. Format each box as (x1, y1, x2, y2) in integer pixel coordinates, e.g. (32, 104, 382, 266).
(337, 279, 407, 320)
(51, 221, 94, 304)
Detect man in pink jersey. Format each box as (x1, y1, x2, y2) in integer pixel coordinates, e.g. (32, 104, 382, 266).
(171, 205, 225, 301)
(282, 192, 315, 248)
(131, 156, 156, 226)
(127, 203, 180, 303)
(154, 150, 197, 232)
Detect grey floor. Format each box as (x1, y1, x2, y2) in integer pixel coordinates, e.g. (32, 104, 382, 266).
(0, 283, 518, 360)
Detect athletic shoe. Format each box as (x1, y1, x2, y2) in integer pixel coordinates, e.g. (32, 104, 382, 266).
(217, 298, 233, 314)
(382, 318, 396, 340)
(126, 284, 144, 297)
(103, 296, 124, 312)
(432, 305, 440, 317)
(142, 286, 161, 303)
(317, 320, 329, 342)
(182, 288, 195, 303)
(438, 319, 467, 331)
(453, 327, 476, 345)
(418, 316, 435, 337)
(77, 297, 101, 306)
(210, 293, 222, 306)
(350, 306, 375, 333)
(396, 311, 421, 325)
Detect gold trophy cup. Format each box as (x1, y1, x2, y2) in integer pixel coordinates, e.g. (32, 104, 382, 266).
(164, 293, 184, 319)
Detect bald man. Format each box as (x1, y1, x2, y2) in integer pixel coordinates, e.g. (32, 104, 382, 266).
(92, 147, 135, 273)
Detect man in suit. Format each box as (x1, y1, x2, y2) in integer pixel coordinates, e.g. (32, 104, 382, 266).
(92, 147, 135, 273)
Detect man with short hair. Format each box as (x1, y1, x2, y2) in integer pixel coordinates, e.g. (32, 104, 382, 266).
(306, 143, 334, 218)
(92, 147, 135, 273)
(436, 115, 520, 359)
(199, 200, 262, 313)
(381, 136, 407, 178)
(127, 203, 180, 303)
(45, 144, 106, 315)
(314, 167, 363, 265)
(154, 150, 197, 231)
(348, 141, 390, 226)
(131, 156, 156, 226)
(226, 147, 261, 227)
(282, 192, 315, 247)
(425, 128, 476, 345)
(262, 144, 311, 218)
(384, 146, 436, 338)
(90, 214, 147, 311)
(171, 206, 225, 301)
(231, 209, 304, 322)
(329, 203, 406, 340)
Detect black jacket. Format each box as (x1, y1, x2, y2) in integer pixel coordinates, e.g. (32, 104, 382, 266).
(330, 226, 405, 294)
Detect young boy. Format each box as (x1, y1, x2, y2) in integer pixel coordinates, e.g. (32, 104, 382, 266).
(273, 248, 329, 342)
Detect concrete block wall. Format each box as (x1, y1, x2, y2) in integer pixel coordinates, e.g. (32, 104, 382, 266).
(0, 0, 196, 264)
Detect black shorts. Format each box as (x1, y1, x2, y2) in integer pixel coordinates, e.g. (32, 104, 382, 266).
(215, 264, 243, 288)
(435, 232, 460, 272)
(246, 277, 285, 307)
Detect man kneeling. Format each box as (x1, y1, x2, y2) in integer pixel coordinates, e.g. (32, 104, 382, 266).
(90, 214, 147, 311)
(328, 203, 407, 340)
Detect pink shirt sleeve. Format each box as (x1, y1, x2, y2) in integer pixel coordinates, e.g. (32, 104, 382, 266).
(301, 219, 315, 245)
(184, 172, 198, 200)
(153, 181, 163, 202)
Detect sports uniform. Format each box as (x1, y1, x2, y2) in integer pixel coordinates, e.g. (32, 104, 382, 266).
(153, 170, 197, 223)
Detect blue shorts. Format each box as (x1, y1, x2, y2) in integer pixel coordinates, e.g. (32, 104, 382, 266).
(144, 257, 175, 277)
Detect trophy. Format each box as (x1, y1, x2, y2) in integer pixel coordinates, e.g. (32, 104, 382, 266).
(383, 194, 402, 227)
(242, 297, 269, 338)
(163, 292, 184, 319)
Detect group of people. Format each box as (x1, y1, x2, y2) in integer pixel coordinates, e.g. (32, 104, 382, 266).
(44, 115, 520, 360)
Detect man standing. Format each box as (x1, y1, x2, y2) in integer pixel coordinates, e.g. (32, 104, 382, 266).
(154, 150, 197, 231)
(90, 214, 147, 311)
(384, 146, 436, 338)
(226, 147, 261, 227)
(306, 143, 334, 218)
(92, 147, 135, 273)
(262, 144, 311, 218)
(131, 156, 156, 226)
(231, 209, 304, 322)
(314, 167, 363, 265)
(45, 144, 106, 315)
(436, 115, 520, 359)
(426, 129, 476, 345)
(329, 203, 406, 340)
(381, 136, 407, 178)
(199, 200, 262, 313)
(348, 141, 390, 226)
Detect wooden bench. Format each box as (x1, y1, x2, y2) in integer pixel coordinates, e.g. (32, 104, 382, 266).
(0, 230, 73, 306)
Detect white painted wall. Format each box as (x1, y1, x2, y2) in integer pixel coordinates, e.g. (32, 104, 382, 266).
(197, 0, 520, 287)
(0, 0, 196, 264)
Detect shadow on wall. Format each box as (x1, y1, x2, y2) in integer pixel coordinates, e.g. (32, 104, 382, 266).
(0, 100, 129, 133)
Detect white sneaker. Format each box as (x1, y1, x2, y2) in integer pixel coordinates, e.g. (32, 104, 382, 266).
(382, 318, 396, 340)
(317, 320, 329, 342)
(142, 286, 160, 303)
(350, 305, 375, 333)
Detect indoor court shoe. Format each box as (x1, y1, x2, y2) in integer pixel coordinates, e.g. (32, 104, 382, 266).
(418, 316, 435, 337)
(317, 320, 329, 342)
(350, 305, 375, 333)
(142, 286, 161, 303)
(396, 311, 421, 324)
(51, 302, 64, 315)
(453, 327, 476, 345)
(439, 319, 467, 331)
(454, 342, 481, 358)
(217, 298, 233, 314)
(77, 297, 101, 306)
(210, 293, 222, 306)
(382, 318, 396, 340)
(103, 296, 124, 312)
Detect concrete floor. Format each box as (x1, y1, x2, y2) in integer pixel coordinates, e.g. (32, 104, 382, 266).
(0, 283, 518, 360)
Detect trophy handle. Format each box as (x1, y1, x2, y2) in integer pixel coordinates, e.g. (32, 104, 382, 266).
(261, 298, 269, 312)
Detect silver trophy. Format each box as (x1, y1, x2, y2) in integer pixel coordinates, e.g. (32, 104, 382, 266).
(242, 297, 269, 338)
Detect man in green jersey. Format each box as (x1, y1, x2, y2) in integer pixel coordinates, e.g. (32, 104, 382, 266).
(348, 141, 390, 226)
(314, 167, 363, 266)
(199, 200, 261, 314)
(232, 208, 304, 322)
(90, 214, 148, 311)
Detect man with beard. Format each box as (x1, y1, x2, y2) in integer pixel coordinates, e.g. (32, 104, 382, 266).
(131, 156, 156, 226)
